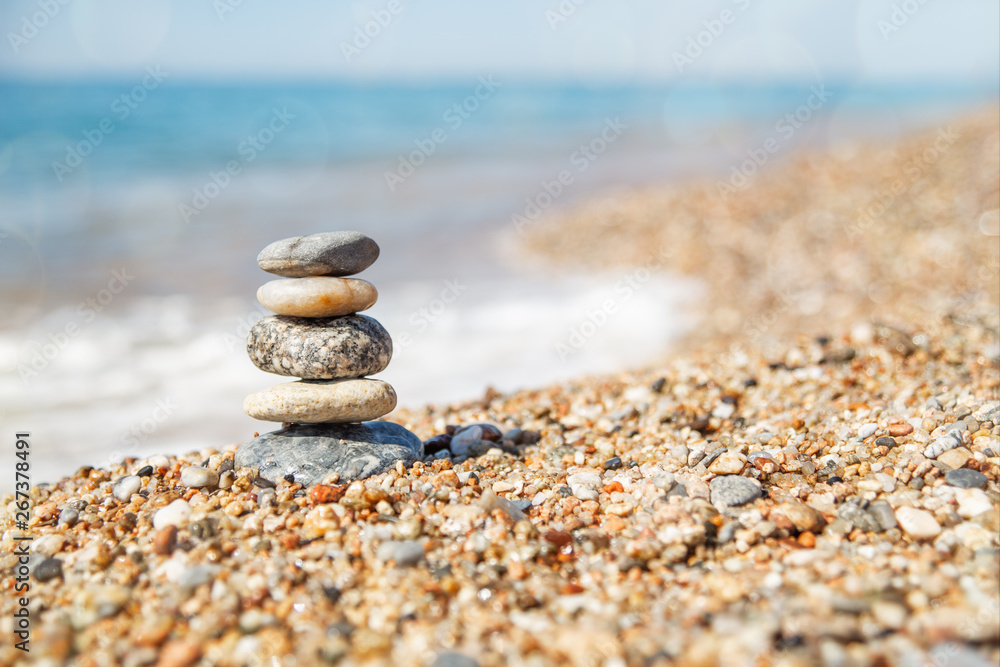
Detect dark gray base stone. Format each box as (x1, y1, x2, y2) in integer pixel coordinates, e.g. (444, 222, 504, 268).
(235, 421, 423, 486)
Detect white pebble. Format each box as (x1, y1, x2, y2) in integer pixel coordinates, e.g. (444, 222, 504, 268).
(895, 506, 941, 540)
(924, 432, 963, 459)
(112, 476, 141, 502)
(858, 423, 879, 439)
(180, 466, 219, 488)
(571, 484, 598, 501)
(153, 499, 192, 529)
(567, 472, 601, 487)
(955, 489, 993, 518)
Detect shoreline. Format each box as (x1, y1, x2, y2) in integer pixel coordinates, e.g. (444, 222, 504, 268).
(1, 110, 998, 666)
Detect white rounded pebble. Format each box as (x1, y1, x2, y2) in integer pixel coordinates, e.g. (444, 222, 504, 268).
(145, 455, 169, 469)
(858, 423, 879, 439)
(112, 476, 141, 502)
(567, 472, 602, 487)
(180, 466, 219, 488)
(894, 506, 942, 540)
(955, 488, 993, 518)
(708, 451, 747, 475)
(571, 484, 598, 501)
(153, 499, 192, 529)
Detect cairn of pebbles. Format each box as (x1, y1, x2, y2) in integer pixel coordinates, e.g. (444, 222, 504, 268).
(235, 232, 422, 485)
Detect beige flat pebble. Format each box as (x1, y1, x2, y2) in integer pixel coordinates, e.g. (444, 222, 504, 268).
(895, 506, 942, 540)
(244, 378, 396, 423)
(257, 277, 377, 318)
(708, 451, 747, 475)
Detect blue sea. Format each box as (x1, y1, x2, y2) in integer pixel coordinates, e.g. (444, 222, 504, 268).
(0, 78, 995, 489)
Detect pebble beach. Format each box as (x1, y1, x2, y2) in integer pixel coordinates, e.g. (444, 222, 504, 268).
(2, 112, 999, 666)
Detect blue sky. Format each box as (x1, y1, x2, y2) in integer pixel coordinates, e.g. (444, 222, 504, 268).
(1, 0, 997, 82)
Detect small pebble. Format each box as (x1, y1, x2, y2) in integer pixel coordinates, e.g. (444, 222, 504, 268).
(867, 500, 898, 532)
(34, 557, 63, 582)
(858, 423, 878, 439)
(944, 468, 988, 489)
(709, 476, 761, 506)
(180, 466, 219, 489)
(136, 465, 154, 477)
(178, 564, 218, 592)
(153, 525, 178, 556)
(58, 507, 79, 527)
(603, 457, 622, 470)
(376, 540, 424, 566)
(153, 499, 192, 529)
(708, 451, 747, 475)
(112, 476, 142, 502)
(895, 506, 942, 540)
(874, 436, 896, 448)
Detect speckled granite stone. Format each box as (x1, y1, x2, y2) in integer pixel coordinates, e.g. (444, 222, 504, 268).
(235, 422, 423, 485)
(243, 378, 397, 423)
(247, 314, 391, 379)
(257, 232, 379, 278)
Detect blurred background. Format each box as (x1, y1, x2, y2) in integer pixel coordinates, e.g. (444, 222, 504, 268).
(1, 0, 997, 490)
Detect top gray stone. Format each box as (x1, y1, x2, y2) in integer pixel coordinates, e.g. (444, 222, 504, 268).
(257, 232, 380, 277)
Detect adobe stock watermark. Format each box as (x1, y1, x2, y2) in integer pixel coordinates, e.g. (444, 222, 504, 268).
(877, 0, 931, 41)
(8, 0, 72, 54)
(383, 75, 502, 192)
(673, 0, 752, 73)
(845, 126, 959, 240)
(555, 245, 671, 361)
(178, 106, 296, 223)
(51, 66, 169, 182)
(512, 117, 627, 234)
(715, 84, 831, 200)
(545, 0, 589, 30)
(214, 0, 247, 21)
(221, 305, 270, 352)
(105, 397, 180, 467)
(340, 0, 406, 63)
(16, 268, 135, 383)
(395, 279, 467, 348)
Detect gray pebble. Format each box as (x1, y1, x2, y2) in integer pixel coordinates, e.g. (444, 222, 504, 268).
(709, 476, 762, 507)
(34, 557, 63, 582)
(247, 314, 391, 379)
(450, 425, 501, 457)
(669, 444, 689, 462)
(944, 468, 989, 489)
(257, 231, 379, 277)
(58, 508, 79, 527)
(867, 499, 898, 531)
(257, 488, 277, 510)
(376, 540, 424, 566)
(112, 476, 141, 503)
(837, 501, 883, 533)
(236, 421, 423, 486)
(180, 466, 219, 488)
(874, 436, 896, 449)
(701, 449, 725, 467)
(717, 522, 737, 543)
(510, 499, 532, 512)
(430, 653, 481, 667)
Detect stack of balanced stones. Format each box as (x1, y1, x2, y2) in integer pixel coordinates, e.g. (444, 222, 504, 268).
(235, 231, 423, 486)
